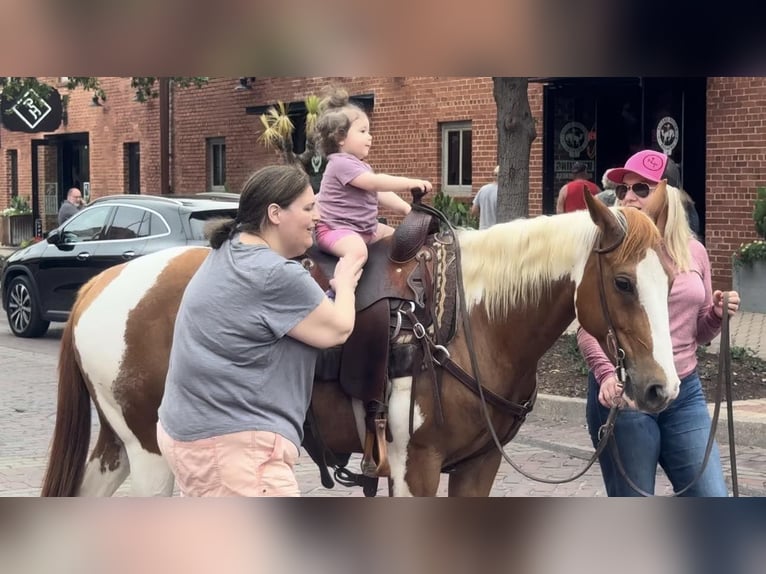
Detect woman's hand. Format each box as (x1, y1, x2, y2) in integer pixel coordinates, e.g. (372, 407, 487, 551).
(330, 255, 364, 294)
(598, 374, 635, 410)
(712, 290, 740, 318)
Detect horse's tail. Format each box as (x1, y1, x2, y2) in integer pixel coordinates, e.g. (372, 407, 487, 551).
(41, 308, 92, 496)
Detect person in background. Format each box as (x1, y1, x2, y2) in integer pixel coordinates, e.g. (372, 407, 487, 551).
(57, 187, 84, 226)
(578, 149, 741, 497)
(157, 165, 364, 497)
(556, 162, 601, 213)
(471, 165, 499, 229)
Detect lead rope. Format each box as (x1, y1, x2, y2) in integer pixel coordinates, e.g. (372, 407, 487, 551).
(609, 293, 737, 497)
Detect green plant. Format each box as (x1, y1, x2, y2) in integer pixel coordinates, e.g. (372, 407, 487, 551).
(1, 196, 32, 216)
(733, 239, 766, 267)
(431, 191, 478, 229)
(730, 346, 756, 361)
(754, 187, 766, 239)
(733, 188, 766, 267)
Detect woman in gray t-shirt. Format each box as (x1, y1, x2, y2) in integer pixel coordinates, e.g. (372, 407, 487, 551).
(157, 165, 363, 497)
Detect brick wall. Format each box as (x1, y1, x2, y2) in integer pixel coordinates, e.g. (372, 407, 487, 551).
(0, 77, 160, 213)
(172, 77, 544, 223)
(706, 77, 766, 291)
(3, 76, 764, 294)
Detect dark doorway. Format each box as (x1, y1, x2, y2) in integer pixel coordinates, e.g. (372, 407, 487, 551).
(540, 78, 707, 238)
(32, 133, 91, 235)
(125, 142, 140, 194)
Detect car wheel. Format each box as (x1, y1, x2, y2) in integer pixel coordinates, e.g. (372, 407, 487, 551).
(6, 276, 50, 338)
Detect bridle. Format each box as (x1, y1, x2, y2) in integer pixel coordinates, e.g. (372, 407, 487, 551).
(441, 209, 738, 496)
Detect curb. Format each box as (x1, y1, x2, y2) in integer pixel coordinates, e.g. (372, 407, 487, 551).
(533, 393, 766, 449)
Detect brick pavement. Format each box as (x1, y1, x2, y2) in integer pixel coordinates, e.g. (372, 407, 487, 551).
(1, 314, 765, 497)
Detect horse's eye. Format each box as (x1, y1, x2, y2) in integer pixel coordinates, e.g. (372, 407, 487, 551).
(614, 277, 634, 293)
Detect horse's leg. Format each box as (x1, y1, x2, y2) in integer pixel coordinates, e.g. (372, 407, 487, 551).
(78, 417, 129, 497)
(446, 449, 503, 497)
(123, 441, 175, 497)
(386, 375, 448, 496)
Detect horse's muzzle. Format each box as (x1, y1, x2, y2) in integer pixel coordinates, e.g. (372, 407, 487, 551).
(625, 373, 680, 414)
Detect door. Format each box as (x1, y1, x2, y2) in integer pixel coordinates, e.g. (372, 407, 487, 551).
(31, 139, 58, 237)
(36, 204, 114, 314)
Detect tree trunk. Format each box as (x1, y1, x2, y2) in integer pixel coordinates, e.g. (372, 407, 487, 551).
(493, 77, 537, 221)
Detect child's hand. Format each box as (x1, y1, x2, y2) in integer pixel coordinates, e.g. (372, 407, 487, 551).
(409, 179, 433, 193)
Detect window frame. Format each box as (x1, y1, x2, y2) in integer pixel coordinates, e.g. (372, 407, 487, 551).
(440, 122, 473, 197)
(207, 137, 226, 192)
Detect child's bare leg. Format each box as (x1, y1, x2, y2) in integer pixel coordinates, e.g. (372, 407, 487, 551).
(327, 233, 369, 265)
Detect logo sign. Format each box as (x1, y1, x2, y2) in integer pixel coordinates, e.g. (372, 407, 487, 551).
(656, 116, 679, 155)
(559, 122, 588, 158)
(1, 88, 62, 132)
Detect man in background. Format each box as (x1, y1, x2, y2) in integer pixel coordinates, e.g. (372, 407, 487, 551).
(471, 165, 499, 229)
(556, 162, 601, 213)
(57, 187, 85, 226)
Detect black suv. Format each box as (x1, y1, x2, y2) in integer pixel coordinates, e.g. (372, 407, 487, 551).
(1, 193, 238, 337)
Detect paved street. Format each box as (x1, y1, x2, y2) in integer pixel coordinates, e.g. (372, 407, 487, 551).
(1, 313, 764, 497)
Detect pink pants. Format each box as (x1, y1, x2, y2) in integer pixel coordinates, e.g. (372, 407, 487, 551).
(156, 423, 301, 497)
(315, 222, 376, 252)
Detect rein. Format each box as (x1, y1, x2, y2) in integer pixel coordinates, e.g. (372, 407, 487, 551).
(608, 293, 738, 497)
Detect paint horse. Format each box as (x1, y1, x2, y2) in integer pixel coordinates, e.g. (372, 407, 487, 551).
(41, 185, 680, 497)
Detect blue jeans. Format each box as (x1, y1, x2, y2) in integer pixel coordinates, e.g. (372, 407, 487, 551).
(586, 371, 728, 497)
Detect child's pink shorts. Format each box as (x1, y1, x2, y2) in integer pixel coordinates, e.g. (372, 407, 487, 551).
(315, 222, 375, 252)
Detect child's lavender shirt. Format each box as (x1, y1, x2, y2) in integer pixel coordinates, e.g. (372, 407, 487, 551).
(317, 153, 379, 235)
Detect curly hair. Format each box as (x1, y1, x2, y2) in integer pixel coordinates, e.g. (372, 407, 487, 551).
(314, 87, 366, 156)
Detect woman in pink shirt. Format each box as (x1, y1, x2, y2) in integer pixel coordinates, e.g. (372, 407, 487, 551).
(579, 149, 741, 496)
(314, 88, 432, 266)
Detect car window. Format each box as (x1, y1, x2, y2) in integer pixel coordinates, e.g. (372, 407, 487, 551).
(61, 206, 113, 243)
(188, 210, 237, 241)
(104, 206, 169, 240)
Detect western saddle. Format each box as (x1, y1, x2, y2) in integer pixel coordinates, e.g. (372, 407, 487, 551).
(299, 203, 459, 489)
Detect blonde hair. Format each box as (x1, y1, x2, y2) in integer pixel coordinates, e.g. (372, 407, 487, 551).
(617, 184, 692, 272)
(315, 87, 366, 156)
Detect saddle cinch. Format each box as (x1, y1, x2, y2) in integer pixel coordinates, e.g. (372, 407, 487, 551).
(298, 207, 458, 486)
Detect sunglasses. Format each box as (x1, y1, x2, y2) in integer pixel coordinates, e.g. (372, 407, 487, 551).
(615, 182, 654, 200)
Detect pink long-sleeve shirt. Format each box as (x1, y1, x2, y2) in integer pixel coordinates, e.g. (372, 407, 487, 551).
(578, 239, 722, 386)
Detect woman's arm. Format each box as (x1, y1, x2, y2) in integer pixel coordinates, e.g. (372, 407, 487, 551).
(576, 327, 616, 385)
(693, 242, 723, 345)
(287, 256, 363, 348)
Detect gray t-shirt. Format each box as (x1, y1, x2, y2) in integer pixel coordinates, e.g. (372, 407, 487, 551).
(158, 237, 326, 449)
(57, 201, 80, 226)
(472, 182, 498, 229)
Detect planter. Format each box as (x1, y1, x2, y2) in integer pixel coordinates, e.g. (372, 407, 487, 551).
(0, 214, 34, 246)
(733, 260, 766, 313)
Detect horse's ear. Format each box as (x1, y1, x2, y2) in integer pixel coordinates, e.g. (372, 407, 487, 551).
(643, 179, 669, 237)
(584, 185, 623, 244)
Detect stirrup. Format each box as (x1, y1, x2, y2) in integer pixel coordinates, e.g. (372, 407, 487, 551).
(360, 418, 390, 478)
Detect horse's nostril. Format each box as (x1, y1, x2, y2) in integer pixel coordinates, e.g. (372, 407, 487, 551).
(645, 383, 668, 410)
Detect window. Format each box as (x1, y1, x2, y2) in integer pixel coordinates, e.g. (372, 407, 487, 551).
(103, 206, 169, 240)
(124, 143, 140, 194)
(441, 122, 472, 196)
(7, 150, 18, 197)
(207, 138, 226, 192)
(189, 210, 237, 240)
(61, 206, 112, 243)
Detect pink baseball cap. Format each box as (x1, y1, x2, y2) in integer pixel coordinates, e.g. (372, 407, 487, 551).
(604, 150, 672, 185)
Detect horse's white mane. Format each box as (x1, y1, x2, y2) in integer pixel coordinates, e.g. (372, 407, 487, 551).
(458, 209, 627, 319)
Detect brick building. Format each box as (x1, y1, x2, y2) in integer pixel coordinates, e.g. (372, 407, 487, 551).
(1, 76, 763, 290)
